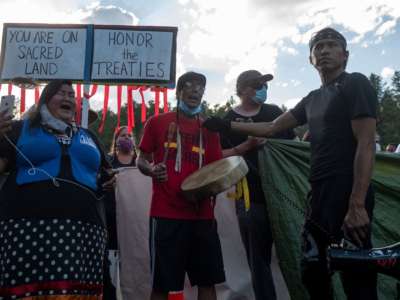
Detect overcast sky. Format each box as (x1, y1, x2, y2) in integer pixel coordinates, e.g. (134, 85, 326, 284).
(0, 0, 399, 111)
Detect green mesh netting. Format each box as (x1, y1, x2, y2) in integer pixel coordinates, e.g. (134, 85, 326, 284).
(258, 139, 400, 300)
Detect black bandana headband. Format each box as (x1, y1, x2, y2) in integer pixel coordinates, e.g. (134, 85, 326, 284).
(309, 27, 347, 51)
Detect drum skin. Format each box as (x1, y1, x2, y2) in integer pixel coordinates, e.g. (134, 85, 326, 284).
(181, 156, 248, 201)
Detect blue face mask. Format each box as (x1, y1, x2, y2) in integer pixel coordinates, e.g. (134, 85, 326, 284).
(252, 86, 268, 104)
(178, 100, 202, 116)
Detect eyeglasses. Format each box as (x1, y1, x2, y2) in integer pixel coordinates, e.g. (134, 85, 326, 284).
(183, 81, 205, 92)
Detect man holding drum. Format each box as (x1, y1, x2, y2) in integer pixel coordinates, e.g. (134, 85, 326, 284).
(203, 28, 378, 299)
(137, 72, 225, 300)
(220, 70, 295, 300)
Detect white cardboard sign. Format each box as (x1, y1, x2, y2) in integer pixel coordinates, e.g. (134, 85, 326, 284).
(0, 25, 87, 80)
(91, 29, 174, 82)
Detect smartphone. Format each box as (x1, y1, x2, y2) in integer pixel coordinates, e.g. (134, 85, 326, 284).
(0, 95, 15, 117)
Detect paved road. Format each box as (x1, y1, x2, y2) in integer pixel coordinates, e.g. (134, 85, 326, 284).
(271, 247, 291, 300)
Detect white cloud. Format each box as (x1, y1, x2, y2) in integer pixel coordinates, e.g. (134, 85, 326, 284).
(178, 0, 190, 5)
(361, 41, 369, 48)
(281, 46, 299, 56)
(291, 79, 301, 87)
(176, 0, 400, 105)
(381, 67, 395, 79)
(81, 3, 139, 25)
(284, 98, 302, 109)
(381, 49, 386, 55)
(375, 19, 397, 36)
(0, 0, 88, 24)
(0, 1, 140, 28)
(290, 0, 400, 45)
(275, 82, 289, 88)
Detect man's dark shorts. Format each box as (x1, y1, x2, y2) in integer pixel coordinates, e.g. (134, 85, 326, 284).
(149, 217, 226, 292)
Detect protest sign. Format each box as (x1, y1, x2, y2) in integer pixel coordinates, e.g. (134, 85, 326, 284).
(0, 24, 87, 81)
(0, 23, 177, 86)
(91, 26, 177, 85)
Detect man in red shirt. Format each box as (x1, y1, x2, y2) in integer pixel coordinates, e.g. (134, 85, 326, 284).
(137, 71, 226, 300)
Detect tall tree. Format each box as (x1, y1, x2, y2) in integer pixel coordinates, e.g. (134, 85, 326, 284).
(391, 71, 400, 97)
(369, 73, 385, 101)
(378, 89, 400, 146)
(370, 72, 400, 146)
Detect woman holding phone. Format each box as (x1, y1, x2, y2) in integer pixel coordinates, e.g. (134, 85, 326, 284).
(0, 80, 114, 299)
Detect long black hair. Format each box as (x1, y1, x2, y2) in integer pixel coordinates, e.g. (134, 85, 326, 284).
(28, 79, 73, 128)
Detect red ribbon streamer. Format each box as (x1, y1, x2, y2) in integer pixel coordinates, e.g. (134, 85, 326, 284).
(75, 84, 82, 125)
(34, 86, 40, 104)
(116, 85, 122, 132)
(162, 88, 169, 113)
(20, 87, 26, 114)
(98, 85, 110, 134)
(139, 86, 148, 123)
(151, 87, 161, 116)
(126, 86, 135, 133)
(7, 84, 12, 95)
(83, 84, 98, 99)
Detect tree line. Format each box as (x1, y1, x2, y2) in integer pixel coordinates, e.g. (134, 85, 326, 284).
(370, 71, 400, 147)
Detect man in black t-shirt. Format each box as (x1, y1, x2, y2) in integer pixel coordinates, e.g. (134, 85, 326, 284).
(220, 70, 294, 300)
(204, 28, 378, 299)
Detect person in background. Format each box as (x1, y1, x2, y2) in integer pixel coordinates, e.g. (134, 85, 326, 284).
(137, 71, 225, 300)
(204, 27, 378, 300)
(385, 143, 397, 153)
(302, 130, 311, 142)
(220, 70, 295, 300)
(0, 79, 114, 299)
(109, 126, 137, 168)
(375, 134, 381, 152)
(395, 143, 400, 154)
(103, 125, 137, 299)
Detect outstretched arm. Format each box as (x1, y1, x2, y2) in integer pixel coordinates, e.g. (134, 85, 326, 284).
(204, 111, 299, 137)
(231, 111, 299, 137)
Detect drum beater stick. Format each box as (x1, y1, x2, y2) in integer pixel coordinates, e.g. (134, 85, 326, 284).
(163, 122, 177, 164)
